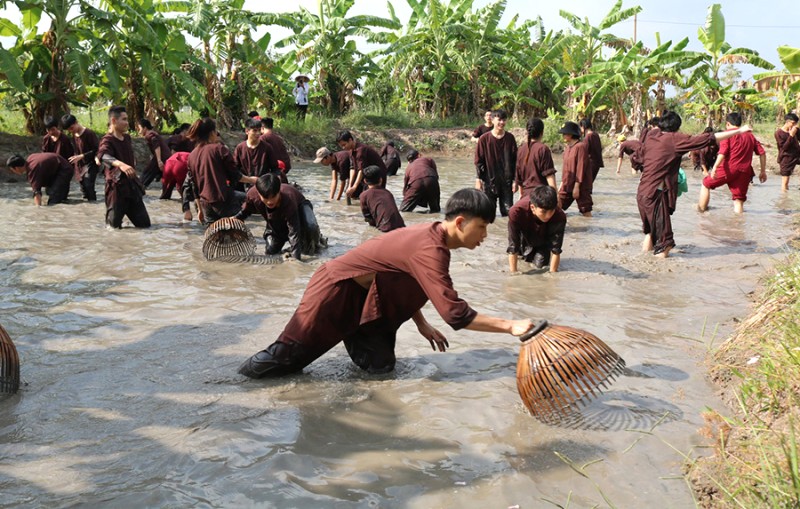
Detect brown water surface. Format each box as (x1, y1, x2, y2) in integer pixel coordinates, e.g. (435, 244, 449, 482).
(1, 156, 797, 508)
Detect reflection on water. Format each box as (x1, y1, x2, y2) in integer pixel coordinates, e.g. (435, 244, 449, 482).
(1, 157, 798, 507)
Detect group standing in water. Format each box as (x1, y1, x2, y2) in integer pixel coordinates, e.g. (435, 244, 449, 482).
(2, 104, 788, 378)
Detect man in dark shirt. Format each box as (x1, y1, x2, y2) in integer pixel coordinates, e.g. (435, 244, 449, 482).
(97, 105, 151, 229)
(234, 173, 325, 260)
(471, 110, 493, 140)
(7, 152, 73, 206)
(380, 141, 402, 176)
(314, 147, 351, 201)
(579, 118, 604, 183)
(507, 185, 566, 274)
(615, 135, 643, 175)
(401, 149, 440, 213)
(360, 165, 405, 232)
(61, 114, 100, 201)
(474, 109, 517, 217)
(776, 113, 800, 192)
(237, 188, 534, 379)
(260, 117, 292, 176)
(137, 118, 172, 188)
(337, 130, 388, 198)
(234, 119, 280, 188)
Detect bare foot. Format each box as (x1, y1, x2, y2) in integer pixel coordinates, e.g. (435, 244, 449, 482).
(582, 211, 592, 217)
(695, 203, 707, 213)
(655, 246, 672, 258)
(183, 211, 192, 221)
(642, 235, 653, 252)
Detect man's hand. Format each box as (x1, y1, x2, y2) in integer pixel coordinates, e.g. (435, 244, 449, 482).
(740, 124, 753, 133)
(572, 186, 580, 200)
(417, 321, 449, 352)
(119, 163, 136, 178)
(759, 170, 767, 183)
(510, 319, 534, 336)
(475, 179, 483, 190)
(68, 154, 84, 164)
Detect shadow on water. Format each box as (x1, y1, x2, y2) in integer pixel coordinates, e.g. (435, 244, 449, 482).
(565, 258, 648, 279)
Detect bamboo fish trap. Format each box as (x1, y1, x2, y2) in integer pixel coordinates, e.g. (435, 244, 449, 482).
(0, 323, 20, 394)
(516, 320, 625, 425)
(202, 218, 256, 260)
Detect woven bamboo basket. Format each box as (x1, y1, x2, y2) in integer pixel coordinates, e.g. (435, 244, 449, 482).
(516, 320, 625, 425)
(202, 217, 256, 260)
(0, 323, 20, 394)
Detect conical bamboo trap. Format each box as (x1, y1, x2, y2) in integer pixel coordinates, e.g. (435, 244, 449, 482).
(202, 217, 256, 260)
(0, 323, 20, 394)
(516, 320, 625, 425)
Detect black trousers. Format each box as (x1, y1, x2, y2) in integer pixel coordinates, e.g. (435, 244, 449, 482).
(483, 178, 514, 217)
(200, 191, 245, 225)
(140, 159, 162, 188)
(78, 164, 99, 201)
(45, 168, 73, 205)
(105, 179, 151, 228)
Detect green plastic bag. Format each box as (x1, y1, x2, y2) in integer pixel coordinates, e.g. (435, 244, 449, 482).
(677, 168, 688, 197)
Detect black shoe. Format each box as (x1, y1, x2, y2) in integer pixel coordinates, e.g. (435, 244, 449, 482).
(238, 351, 275, 378)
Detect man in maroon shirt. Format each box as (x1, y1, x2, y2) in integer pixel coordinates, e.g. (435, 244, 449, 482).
(137, 118, 172, 188)
(314, 146, 351, 201)
(234, 119, 280, 189)
(507, 185, 566, 274)
(400, 149, 440, 213)
(337, 130, 388, 198)
(776, 113, 800, 192)
(557, 121, 592, 217)
(61, 114, 100, 201)
(474, 109, 517, 217)
(380, 141, 402, 176)
(615, 135, 643, 175)
(697, 112, 766, 214)
(260, 117, 292, 175)
(97, 106, 151, 228)
(7, 153, 72, 206)
(234, 173, 325, 260)
(471, 110, 493, 140)
(360, 165, 405, 232)
(515, 117, 556, 199)
(238, 188, 534, 378)
(167, 123, 195, 153)
(638, 111, 752, 257)
(579, 119, 604, 182)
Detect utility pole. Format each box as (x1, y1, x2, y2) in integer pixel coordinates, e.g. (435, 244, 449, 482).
(633, 13, 637, 43)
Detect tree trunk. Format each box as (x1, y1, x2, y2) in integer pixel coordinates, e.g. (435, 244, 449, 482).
(630, 86, 645, 138)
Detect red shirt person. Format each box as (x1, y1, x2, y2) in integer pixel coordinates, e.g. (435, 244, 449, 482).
(515, 117, 556, 199)
(237, 188, 534, 379)
(507, 186, 566, 274)
(359, 165, 405, 232)
(556, 121, 592, 217)
(400, 150, 440, 213)
(775, 113, 800, 192)
(6, 152, 73, 206)
(698, 112, 766, 214)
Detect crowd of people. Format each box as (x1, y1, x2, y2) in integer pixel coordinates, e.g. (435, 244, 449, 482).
(5, 104, 798, 378)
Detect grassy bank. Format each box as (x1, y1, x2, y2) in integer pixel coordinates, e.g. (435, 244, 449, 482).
(688, 238, 800, 507)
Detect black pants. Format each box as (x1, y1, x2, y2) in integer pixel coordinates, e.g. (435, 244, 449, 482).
(296, 103, 308, 121)
(200, 191, 245, 225)
(78, 164, 99, 201)
(46, 168, 73, 205)
(140, 159, 162, 188)
(483, 179, 514, 217)
(105, 179, 151, 228)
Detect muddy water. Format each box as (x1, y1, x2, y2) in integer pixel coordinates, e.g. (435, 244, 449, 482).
(0, 155, 797, 508)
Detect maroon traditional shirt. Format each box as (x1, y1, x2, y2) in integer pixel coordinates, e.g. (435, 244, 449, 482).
(561, 141, 591, 192)
(360, 187, 405, 232)
(97, 133, 136, 181)
(188, 143, 243, 206)
(507, 196, 567, 255)
(583, 130, 604, 170)
(42, 132, 74, 161)
(776, 129, 800, 170)
(234, 139, 278, 177)
(322, 222, 477, 329)
(145, 131, 172, 162)
(238, 184, 306, 258)
(25, 153, 71, 195)
(168, 133, 195, 153)
(474, 131, 517, 183)
(260, 132, 292, 171)
(403, 157, 438, 189)
(619, 139, 644, 171)
(472, 124, 492, 138)
(351, 142, 388, 176)
(515, 140, 556, 193)
(331, 150, 352, 181)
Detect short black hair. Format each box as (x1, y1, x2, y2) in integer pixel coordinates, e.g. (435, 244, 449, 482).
(172, 123, 190, 135)
(385, 140, 395, 147)
(647, 116, 660, 127)
(578, 118, 593, 130)
(530, 185, 557, 210)
(726, 112, 742, 127)
(245, 118, 262, 130)
(6, 154, 25, 168)
(260, 117, 274, 129)
(247, 110, 260, 118)
(363, 165, 383, 185)
(406, 149, 420, 162)
(526, 117, 544, 140)
(658, 111, 682, 133)
(491, 109, 507, 120)
(137, 118, 153, 130)
(44, 116, 59, 129)
(444, 188, 495, 223)
(785, 113, 799, 122)
(336, 130, 354, 143)
(255, 173, 282, 198)
(703, 126, 715, 133)
(60, 114, 77, 130)
(108, 105, 126, 120)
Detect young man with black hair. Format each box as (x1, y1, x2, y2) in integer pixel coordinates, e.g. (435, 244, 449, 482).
(359, 165, 405, 232)
(557, 121, 592, 217)
(314, 146, 352, 201)
(234, 173, 324, 260)
(260, 117, 292, 176)
(775, 113, 800, 192)
(336, 130, 388, 199)
(234, 118, 280, 183)
(97, 106, 151, 228)
(6, 153, 73, 206)
(616, 135, 643, 175)
(61, 113, 100, 201)
(471, 110, 493, 140)
(380, 141, 402, 176)
(689, 127, 718, 177)
(42, 115, 74, 163)
(238, 188, 534, 378)
(697, 112, 766, 214)
(579, 118, 603, 182)
(136, 118, 172, 188)
(474, 109, 517, 217)
(507, 185, 566, 274)
(515, 117, 556, 199)
(638, 111, 752, 257)
(400, 149, 440, 213)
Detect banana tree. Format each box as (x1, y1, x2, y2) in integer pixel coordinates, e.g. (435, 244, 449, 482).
(685, 3, 773, 125)
(753, 46, 800, 117)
